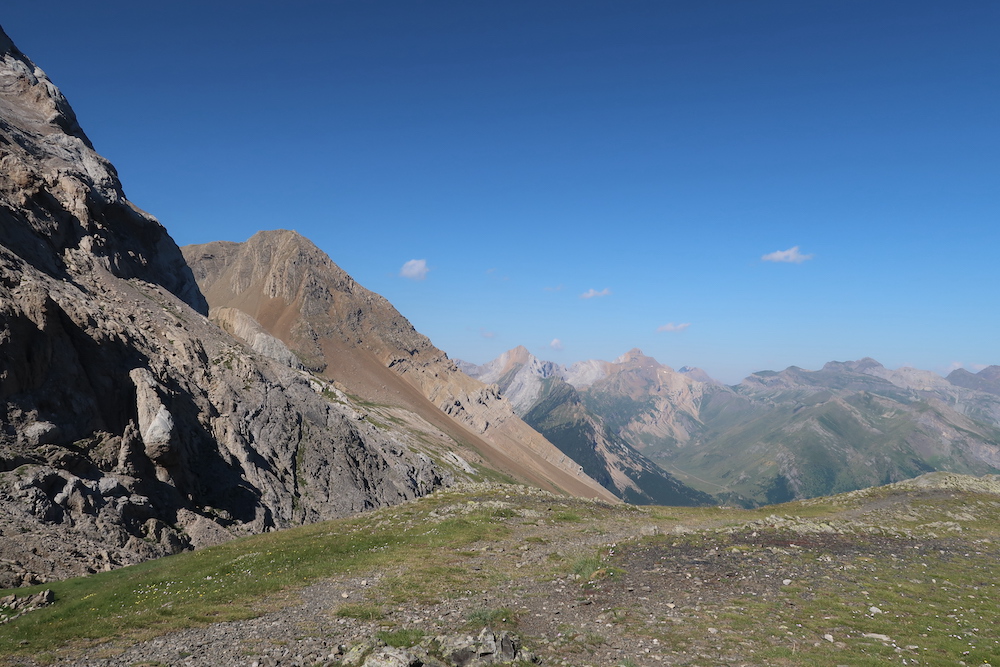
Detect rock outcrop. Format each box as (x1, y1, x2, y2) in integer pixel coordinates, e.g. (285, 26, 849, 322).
(342, 629, 533, 667)
(0, 25, 449, 586)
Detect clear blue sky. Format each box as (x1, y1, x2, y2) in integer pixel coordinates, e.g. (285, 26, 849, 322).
(4, 1, 997, 383)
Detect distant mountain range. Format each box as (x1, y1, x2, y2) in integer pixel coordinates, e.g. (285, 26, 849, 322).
(462, 348, 1000, 506)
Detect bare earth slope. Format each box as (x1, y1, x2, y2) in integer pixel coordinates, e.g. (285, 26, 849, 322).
(182, 231, 613, 501)
(0, 26, 450, 586)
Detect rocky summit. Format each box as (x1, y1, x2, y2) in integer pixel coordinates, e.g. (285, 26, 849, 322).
(0, 25, 455, 587)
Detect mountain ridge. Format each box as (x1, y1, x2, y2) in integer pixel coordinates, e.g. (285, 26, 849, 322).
(182, 231, 615, 502)
(466, 347, 1000, 506)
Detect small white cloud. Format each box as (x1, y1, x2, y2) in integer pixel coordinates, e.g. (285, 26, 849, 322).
(400, 259, 429, 280)
(544, 285, 564, 292)
(581, 288, 611, 299)
(549, 338, 564, 351)
(480, 328, 496, 339)
(761, 246, 813, 264)
(657, 322, 691, 333)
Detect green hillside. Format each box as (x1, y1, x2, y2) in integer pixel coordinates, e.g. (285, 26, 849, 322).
(4, 475, 1000, 666)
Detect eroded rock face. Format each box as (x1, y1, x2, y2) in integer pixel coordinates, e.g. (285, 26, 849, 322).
(0, 25, 449, 586)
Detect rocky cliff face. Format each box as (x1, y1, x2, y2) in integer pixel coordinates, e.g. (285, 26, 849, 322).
(0, 26, 449, 586)
(181, 232, 614, 502)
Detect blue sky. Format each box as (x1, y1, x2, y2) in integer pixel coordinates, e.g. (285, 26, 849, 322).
(4, 1, 997, 383)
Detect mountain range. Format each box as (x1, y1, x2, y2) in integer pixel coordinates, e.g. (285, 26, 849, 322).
(461, 347, 1000, 506)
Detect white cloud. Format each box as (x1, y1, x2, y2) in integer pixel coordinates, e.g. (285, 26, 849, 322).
(549, 338, 564, 351)
(480, 328, 496, 339)
(761, 246, 814, 264)
(580, 287, 611, 299)
(400, 259, 429, 280)
(544, 285, 564, 292)
(657, 322, 691, 333)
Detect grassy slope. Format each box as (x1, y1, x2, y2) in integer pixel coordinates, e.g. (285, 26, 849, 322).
(2, 477, 1000, 665)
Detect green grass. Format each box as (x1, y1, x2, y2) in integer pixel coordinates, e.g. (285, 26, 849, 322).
(376, 628, 426, 647)
(466, 607, 519, 631)
(336, 603, 384, 620)
(726, 548, 1000, 665)
(0, 496, 505, 659)
(571, 554, 603, 579)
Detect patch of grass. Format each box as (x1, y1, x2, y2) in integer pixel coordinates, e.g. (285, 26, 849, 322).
(375, 628, 426, 647)
(335, 603, 384, 620)
(468, 462, 519, 485)
(553, 511, 581, 523)
(570, 552, 625, 582)
(571, 555, 603, 579)
(466, 607, 519, 631)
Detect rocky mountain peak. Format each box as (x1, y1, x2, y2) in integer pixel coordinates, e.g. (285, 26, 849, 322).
(0, 25, 16, 54)
(0, 24, 90, 145)
(822, 357, 885, 374)
(678, 366, 720, 385)
(0, 25, 206, 313)
(506, 345, 533, 365)
(183, 235, 614, 502)
(947, 365, 1000, 396)
(614, 348, 647, 364)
